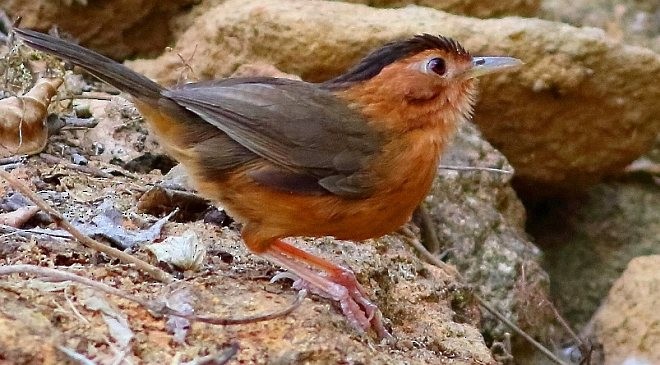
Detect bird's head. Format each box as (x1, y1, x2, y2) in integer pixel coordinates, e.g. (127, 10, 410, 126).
(325, 34, 521, 130)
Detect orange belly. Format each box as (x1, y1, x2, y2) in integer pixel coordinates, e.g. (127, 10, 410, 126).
(189, 128, 443, 251)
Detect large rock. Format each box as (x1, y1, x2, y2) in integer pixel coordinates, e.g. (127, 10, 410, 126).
(202, 228, 499, 364)
(429, 122, 553, 344)
(0, 225, 497, 364)
(528, 180, 660, 328)
(127, 0, 660, 195)
(539, 0, 659, 53)
(341, 0, 540, 18)
(0, 174, 501, 364)
(170, 0, 540, 38)
(2, 0, 194, 59)
(590, 255, 660, 365)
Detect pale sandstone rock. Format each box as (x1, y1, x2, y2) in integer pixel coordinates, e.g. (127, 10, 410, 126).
(170, 0, 540, 38)
(0, 221, 499, 364)
(127, 0, 660, 194)
(342, 0, 540, 18)
(591, 255, 660, 365)
(540, 0, 660, 52)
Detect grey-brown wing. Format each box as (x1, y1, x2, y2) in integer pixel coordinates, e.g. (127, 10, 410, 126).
(163, 78, 383, 198)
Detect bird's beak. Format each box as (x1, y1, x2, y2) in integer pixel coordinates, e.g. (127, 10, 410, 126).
(464, 56, 523, 78)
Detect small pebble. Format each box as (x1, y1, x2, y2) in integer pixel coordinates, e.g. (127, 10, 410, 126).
(71, 153, 88, 165)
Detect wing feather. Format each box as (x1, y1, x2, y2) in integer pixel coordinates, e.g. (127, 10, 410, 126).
(164, 78, 382, 198)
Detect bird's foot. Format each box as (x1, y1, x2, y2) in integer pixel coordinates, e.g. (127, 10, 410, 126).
(263, 244, 393, 341)
(287, 267, 391, 341)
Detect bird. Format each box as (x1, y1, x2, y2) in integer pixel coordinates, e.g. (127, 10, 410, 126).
(14, 27, 521, 339)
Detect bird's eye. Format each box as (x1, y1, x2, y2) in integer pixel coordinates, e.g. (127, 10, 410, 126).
(427, 57, 447, 76)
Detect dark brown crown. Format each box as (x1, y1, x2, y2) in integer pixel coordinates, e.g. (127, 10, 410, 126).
(323, 34, 469, 88)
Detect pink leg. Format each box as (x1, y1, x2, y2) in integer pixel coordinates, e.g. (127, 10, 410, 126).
(262, 239, 392, 340)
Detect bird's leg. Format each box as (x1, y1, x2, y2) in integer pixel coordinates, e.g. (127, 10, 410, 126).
(261, 239, 391, 340)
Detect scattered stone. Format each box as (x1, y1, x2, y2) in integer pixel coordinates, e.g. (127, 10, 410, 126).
(70, 152, 87, 165)
(589, 255, 660, 365)
(137, 185, 211, 222)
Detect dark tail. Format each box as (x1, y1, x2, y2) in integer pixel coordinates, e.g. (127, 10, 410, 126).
(14, 28, 164, 100)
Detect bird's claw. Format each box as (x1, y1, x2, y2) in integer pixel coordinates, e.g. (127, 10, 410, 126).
(270, 271, 300, 284)
(264, 248, 392, 340)
(286, 268, 391, 340)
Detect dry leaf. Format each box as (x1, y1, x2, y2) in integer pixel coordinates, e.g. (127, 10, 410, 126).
(0, 77, 62, 158)
(80, 289, 135, 360)
(163, 287, 194, 344)
(57, 346, 96, 365)
(103, 315, 134, 348)
(145, 230, 206, 271)
(75, 199, 174, 249)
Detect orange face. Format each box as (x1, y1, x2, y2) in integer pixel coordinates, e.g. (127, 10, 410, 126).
(335, 50, 476, 137)
(335, 44, 521, 135)
(385, 49, 479, 126)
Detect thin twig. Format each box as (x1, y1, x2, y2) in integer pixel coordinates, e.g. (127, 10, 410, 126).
(0, 264, 306, 326)
(0, 154, 27, 165)
(520, 263, 584, 349)
(403, 229, 569, 365)
(0, 169, 174, 284)
(547, 300, 582, 347)
(62, 117, 98, 129)
(476, 296, 568, 365)
(438, 165, 514, 174)
(40, 153, 114, 178)
(174, 44, 198, 84)
(167, 289, 307, 325)
(399, 226, 459, 278)
(0, 223, 72, 238)
(53, 94, 114, 102)
(414, 205, 441, 254)
(64, 285, 90, 324)
(0, 265, 152, 305)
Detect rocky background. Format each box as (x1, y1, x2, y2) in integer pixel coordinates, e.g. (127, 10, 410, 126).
(0, 0, 658, 364)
